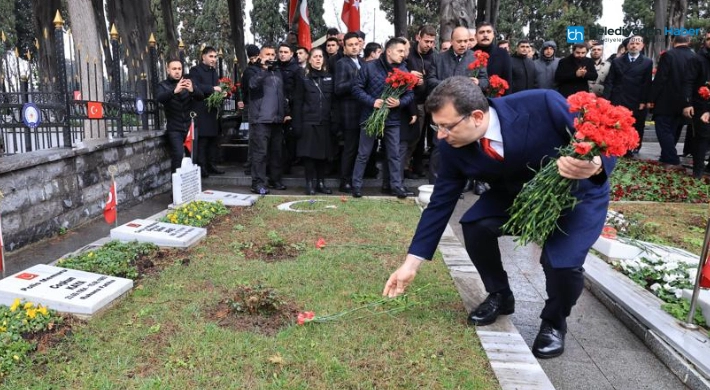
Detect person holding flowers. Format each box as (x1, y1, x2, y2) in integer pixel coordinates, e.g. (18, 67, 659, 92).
(383, 77, 625, 359)
(682, 31, 710, 178)
(350, 37, 415, 199)
(190, 46, 226, 177)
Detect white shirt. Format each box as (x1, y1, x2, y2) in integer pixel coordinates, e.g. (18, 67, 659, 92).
(483, 107, 504, 158)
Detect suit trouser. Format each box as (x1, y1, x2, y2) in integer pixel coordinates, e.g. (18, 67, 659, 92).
(340, 126, 360, 182)
(352, 124, 402, 189)
(380, 140, 409, 186)
(166, 131, 189, 173)
(461, 217, 585, 332)
(632, 108, 648, 150)
(198, 135, 219, 169)
(249, 123, 283, 186)
(654, 115, 681, 165)
(692, 117, 710, 176)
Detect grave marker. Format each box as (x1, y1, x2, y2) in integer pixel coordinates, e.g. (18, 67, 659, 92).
(110, 219, 206, 248)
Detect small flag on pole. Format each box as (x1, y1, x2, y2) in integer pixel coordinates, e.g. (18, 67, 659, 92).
(701, 258, 710, 288)
(184, 119, 195, 155)
(298, 0, 313, 50)
(104, 180, 117, 224)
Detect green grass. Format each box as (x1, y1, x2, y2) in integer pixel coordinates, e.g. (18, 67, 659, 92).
(1, 197, 498, 389)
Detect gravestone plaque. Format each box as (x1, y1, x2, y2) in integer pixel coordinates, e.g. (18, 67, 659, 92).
(0, 264, 133, 316)
(172, 157, 202, 206)
(196, 190, 258, 207)
(110, 219, 206, 248)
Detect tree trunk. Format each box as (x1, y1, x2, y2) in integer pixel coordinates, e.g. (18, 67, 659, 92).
(161, 0, 179, 58)
(668, 0, 687, 29)
(33, 0, 61, 89)
(652, 0, 668, 61)
(228, 0, 245, 76)
(393, 0, 407, 37)
(107, 0, 157, 91)
(440, 0, 475, 43)
(66, 0, 105, 139)
(92, 0, 112, 89)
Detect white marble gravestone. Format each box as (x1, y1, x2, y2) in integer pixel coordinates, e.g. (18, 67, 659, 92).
(196, 190, 257, 207)
(0, 264, 133, 316)
(110, 219, 206, 248)
(172, 157, 202, 207)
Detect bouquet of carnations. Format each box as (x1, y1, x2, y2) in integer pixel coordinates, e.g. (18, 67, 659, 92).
(486, 75, 509, 97)
(363, 68, 419, 137)
(467, 50, 489, 78)
(501, 92, 639, 246)
(205, 77, 236, 114)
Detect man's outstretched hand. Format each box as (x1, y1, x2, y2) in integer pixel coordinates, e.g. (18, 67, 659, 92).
(382, 255, 424, 298)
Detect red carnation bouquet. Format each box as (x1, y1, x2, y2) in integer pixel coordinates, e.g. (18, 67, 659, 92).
(363, 68, 419, 137)
(467, 50, 489, 78)
(699, 82, 710, 100)
(502, 92, 639, 246)
(486, 75, 509, 97)
(206, 77, 236, 115)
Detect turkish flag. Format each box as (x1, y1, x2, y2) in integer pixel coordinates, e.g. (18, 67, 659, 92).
(298, 0, 312, 50)
(87, 101, 103, 119)
(701, 259, 710, 288)
(184, 120, 194, 154)
(104, 181, 117, 224)
(288, 0, 298, 25)
(341, 0, 360, 32)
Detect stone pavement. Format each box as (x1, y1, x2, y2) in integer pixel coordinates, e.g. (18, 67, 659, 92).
(2, 131, 705, 389)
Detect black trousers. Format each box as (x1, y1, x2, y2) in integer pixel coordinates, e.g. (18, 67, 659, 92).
(249, 123, 283, 186)
(632, 108, 648, 150)
(197, 135, 219, 169)
(340, 126, 360, 182)
(166, 131, 190, 173)
(692, 117, 710, 176)
(461, 218, 585, 332)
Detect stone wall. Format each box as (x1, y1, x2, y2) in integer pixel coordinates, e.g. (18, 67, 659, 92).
(0, 131, 170, 253)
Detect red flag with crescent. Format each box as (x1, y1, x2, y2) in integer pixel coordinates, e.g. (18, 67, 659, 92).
(341, 0, 361, 32)
(288, 0, 299, 25)
(701, 258, 710, 288)
(298, 0, 312, 50)
(184, 120, 195, 154)
(104, 180, 117, 224)
(87, 101, 103, 119)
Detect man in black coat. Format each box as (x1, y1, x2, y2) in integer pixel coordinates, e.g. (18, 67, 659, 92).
(510, 39, 538, 93)
(406, 25, 438, 179)
(650, 34, 696, 168)
(277, 43, 302, 174)
(473, 22, 513, 94)
(156, 59, 204, 173)
(190, 46, 224, 177)
(334, 32, 366, 193)
(683, 31, 710, 177)
(248, 45, 287, 194)
(604, 36, 653, 153)
(555, 43, 598, 98)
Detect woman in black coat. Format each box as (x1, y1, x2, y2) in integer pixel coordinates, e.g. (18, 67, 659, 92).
(292, 47, 335, 195)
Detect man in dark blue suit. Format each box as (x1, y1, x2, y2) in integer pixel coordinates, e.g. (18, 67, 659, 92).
(604, 35, 653, 154)
(383, 76, 614, 359)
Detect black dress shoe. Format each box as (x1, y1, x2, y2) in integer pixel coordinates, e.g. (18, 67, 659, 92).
(250, 185, 270, 195)
(339, 181, 353, 193)
(392, 187, 411, 199)
(207, 166, 225, 174)
(467, 292, 515, 326)
(268, 181, 287, 190)
(352, 187, 363, 198)
(394, 186, 415, 197)
(532, 321, 565, 359)
(316, 180, 332, 194)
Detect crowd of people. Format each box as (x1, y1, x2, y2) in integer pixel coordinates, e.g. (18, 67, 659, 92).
(159, 24, 710, 193)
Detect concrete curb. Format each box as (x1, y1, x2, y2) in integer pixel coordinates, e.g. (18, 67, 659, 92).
(438, 224, 555, 390)
(585, 254, 710, 390)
